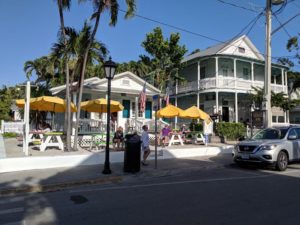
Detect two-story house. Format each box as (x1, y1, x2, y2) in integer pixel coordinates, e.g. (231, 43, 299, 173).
(171, 35, 289, 126)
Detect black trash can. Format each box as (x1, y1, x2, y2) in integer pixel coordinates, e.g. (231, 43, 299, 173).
(124, 134, 141, 173)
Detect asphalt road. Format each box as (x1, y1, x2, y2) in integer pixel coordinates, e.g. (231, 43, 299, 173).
(1, 155, 300, 225)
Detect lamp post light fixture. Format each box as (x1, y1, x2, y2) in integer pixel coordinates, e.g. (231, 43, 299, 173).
(103, 57, 117, 174)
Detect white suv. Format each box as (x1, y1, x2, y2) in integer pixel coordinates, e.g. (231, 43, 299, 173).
(233, 126, 300, 171)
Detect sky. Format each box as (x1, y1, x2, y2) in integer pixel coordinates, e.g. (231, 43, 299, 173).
(0, 0, 299, 87)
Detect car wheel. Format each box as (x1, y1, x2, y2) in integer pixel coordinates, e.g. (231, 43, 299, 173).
(276, 151, 288, 171)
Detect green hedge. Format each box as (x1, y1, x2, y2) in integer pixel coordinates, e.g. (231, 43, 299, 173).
(216, 122, 246, 141)
(2, 132, 18, 138)
(189, 121, 203, 132)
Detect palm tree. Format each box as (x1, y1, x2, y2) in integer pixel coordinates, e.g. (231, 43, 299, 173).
(56, 0, 72, 151)
(51, 24, 108, 85)
(73, 0, 136, 150)
(24, 56, 55, 88)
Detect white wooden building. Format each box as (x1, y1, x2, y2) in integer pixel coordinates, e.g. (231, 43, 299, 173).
(172, 35, 290, 127)
(49, 71, 161, 132)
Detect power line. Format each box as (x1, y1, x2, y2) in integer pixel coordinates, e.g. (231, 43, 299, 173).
(273, 14, 292, 38)
(216, 0, 260, 13)
(118, 8, 295, 60)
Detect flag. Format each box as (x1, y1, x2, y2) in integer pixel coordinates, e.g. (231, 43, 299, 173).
(139, 82, 146, 113)
(164, 87, 170, 105)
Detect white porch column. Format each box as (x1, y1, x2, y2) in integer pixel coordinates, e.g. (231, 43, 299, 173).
(281, 68, 285, 93)
(215, 57, 219, 87)
(234, 59, 237, 88)
(72, 92, 77, 135)
(235, 92, 238, 122)
(285, 70, 288, 94)
(251, 62, 254, 83)
(216, 91, 219, 116)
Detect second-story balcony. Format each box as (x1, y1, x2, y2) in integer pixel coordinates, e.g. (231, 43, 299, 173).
(171, 77, 288, 95)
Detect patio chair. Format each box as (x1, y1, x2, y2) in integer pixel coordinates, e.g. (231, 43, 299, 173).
(194, 132, 205, 145)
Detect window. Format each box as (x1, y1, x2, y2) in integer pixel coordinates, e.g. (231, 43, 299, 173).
(122, 79, 130, 86)
(295, 128, 300, 139)
(132, 102, 143, 118)
(200, 67, 206, 79)
(278, 116, 284, 123)
(243, 68, 250, 80)
(222, 69, 228, 76)
(238, 47, 245, 53)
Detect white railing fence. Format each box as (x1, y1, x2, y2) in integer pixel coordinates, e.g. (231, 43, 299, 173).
(1, 120, 24, 134)
(77, 119, 111, 134)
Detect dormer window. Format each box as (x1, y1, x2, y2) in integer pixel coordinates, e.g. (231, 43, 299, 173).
(122, 79, 130, 86)
(238, 47, 245, 53)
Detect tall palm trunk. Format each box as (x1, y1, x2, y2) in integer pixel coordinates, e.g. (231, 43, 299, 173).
(73, 4, 102, 151)
(58, 0, 71, 151)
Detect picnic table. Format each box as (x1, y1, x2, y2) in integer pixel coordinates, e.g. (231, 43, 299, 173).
(40, 132, 64, 152)
(28, 130, 45, 143)
(168, 131, 184, 146)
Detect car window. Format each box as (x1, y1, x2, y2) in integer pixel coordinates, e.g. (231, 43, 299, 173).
(288, 129, 297, 138)
(295, 128, 300, 139)
(253, 129, 281, 140)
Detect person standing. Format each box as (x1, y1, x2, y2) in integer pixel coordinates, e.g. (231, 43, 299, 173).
(141, 125, 150, 166)
(161, 124, 171, 146)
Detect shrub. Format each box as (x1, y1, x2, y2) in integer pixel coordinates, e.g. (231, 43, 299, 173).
(216, 122, 246, 141)
(3, 132, 18, 138)
(189, 121, 203, 132)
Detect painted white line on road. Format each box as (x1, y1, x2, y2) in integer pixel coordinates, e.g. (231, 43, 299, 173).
(0, 196, 24, 205)
(0, 207, 24, 215)
(70, 174, 274, 193)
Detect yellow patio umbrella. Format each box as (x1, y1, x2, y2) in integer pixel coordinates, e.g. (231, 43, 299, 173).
(16, 96, 77, 112)
(15, 99, 26, 108)
(181, 106, 212, 124)
(156, 104, 184, 118)
(80, 98, 124, 113)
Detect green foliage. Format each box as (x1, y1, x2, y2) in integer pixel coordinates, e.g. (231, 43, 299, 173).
(250, 86, 298, 111)
(2, 132, 18, 138)
(189, 121, 203, 132)
(0, 86, 23, 122)
(140, 27, 187, 91)
(216, 122, 246, 141)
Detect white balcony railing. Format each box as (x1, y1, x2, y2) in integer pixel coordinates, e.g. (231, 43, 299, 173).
(173, 77, 287, 94)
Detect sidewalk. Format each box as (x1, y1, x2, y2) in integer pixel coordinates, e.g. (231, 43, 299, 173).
(1, 135, 234, 173)
(0, 154, 232, 196)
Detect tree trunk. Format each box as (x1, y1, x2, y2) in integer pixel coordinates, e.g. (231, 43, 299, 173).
(73, 5, 102, 151)
(58, 0, 71, 151)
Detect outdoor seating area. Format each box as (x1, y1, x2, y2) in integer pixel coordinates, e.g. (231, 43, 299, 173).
(3, 91, 215, 159)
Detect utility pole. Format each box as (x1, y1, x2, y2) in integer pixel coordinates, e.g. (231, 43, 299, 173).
(264, 0, 286, 128)
(264, 0, 272, 128)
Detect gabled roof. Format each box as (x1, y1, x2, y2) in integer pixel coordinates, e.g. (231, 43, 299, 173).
(49, 71, 161, 95)
(182, 35, 264, 63)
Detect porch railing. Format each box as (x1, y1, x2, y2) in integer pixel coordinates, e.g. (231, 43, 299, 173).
(0, 120, 24, 134)
(77, 119, 116, 134)
(172, 77, 287, 94)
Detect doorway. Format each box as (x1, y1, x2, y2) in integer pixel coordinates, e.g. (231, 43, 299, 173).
(222, 106, 229, 122)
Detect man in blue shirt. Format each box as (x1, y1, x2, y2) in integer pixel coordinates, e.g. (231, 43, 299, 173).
(141, 125, 150, 166)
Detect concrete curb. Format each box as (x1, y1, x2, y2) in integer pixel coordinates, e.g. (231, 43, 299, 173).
(0, 176, 122, 196)
(0, 145, 234, 173)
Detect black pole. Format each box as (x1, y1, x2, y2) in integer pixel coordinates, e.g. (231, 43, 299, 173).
(103, 77, 112, 174)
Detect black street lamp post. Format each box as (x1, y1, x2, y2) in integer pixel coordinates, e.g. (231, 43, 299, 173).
(103, 57, 116, 174)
